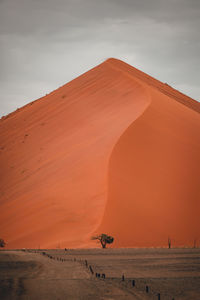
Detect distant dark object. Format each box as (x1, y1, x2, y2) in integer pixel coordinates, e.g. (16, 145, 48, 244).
(132, 280, 135, 286)
(122, 274, 125, 281)
(168, 237, 171, 249)
(0, 238, 6, 248)
(91, 233, 114, 248)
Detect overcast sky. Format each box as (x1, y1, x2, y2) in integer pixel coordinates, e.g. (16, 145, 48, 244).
(0, 0, 199, 117)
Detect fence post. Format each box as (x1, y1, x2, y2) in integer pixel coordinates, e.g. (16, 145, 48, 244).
(89, 266, 94, 274)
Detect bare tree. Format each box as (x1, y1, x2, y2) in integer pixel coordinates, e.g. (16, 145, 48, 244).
(91, 234, 114, 248)
(0, 238, 6, 248)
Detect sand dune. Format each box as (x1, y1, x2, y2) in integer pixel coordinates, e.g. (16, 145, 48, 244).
(0, 58, 199, 248)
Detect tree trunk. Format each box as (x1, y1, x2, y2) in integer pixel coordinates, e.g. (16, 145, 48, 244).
(101, 240, 106, 248)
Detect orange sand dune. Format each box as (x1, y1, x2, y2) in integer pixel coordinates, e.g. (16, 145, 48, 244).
(0, 58, 199, 248)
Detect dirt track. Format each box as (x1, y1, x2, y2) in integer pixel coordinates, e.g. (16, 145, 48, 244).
(0, 248, 200, 299)
(0, 250, 144, 299)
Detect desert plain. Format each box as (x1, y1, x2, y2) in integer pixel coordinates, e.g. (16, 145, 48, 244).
(1, 248, 200, 300)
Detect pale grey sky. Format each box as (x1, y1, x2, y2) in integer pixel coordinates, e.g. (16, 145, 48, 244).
(0, 0, 200, 117)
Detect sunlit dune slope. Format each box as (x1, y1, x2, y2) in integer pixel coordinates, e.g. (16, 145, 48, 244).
(0, 59, 150, 248)
(0, 58, 199, 248)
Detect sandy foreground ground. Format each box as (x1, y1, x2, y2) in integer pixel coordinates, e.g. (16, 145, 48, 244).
(0, 248, 200, 300)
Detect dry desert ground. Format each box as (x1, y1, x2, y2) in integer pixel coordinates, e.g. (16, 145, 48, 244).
(0, 248, 200, 299)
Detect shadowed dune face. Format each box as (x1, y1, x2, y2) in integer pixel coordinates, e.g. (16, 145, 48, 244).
(98, 88, 200, 247)
(0, 58, 199, 248)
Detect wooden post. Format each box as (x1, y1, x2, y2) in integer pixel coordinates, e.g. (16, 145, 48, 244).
(89, 266, 94, 274)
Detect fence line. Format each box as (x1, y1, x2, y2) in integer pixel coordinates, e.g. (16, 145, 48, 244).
(23, 249, 176, 299)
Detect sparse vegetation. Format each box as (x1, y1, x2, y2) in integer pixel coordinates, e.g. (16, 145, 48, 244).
(0, 238, 6, 248)
(91, 233, 114, 248)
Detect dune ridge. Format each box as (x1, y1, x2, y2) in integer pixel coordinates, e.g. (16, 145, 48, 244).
(106, 58, 200, 113)
(0, 58, 199, 248)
